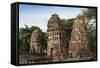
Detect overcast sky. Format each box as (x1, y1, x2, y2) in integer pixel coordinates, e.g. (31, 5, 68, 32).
(19, 4, 86, 32)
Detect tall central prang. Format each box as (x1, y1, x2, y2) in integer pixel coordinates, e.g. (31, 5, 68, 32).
(47, 14, 68, 60)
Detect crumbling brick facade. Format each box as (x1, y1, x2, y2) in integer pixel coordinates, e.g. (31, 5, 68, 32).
(47, 14, 68, 60)
(69, 15, 92, 58)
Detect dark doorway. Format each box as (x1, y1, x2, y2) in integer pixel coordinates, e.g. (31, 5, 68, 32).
(50, 48, 54, 59)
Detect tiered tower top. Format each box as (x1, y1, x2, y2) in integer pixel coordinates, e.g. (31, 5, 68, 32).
(47, 14, 64, 32)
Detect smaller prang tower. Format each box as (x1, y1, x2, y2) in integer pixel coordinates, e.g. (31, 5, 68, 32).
(69, 15, 92, 58)
(47, 14, 68, 60)
(29, 29, 42, 54)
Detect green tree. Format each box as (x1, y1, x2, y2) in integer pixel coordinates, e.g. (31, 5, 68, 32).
(62, 18, 74, 46)
(19, 25, 32, 54)
(82, 8, 97, 58)
(82, 8, 96, 24)
(87, 25, 96, 58)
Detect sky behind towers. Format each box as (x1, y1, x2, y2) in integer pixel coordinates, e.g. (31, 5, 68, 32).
(19, 4, 86, 32)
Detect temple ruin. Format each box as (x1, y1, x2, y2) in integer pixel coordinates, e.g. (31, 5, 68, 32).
(29, 14, 93, 61)
(69, 15, 92, 58)
(29, 29, 42, 54)
(47, 14, 68, 60)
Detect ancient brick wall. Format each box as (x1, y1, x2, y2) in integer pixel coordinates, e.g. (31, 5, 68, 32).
(69, 15, 92, 58)
(47, 14, 68, 60)
(29, 29, 42, 54)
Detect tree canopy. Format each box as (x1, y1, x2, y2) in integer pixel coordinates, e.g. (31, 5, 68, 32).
(82, 8, 97, 57)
